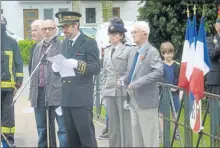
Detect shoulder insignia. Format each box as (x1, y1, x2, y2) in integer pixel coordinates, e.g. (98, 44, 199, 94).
(103, 45, 111, 49)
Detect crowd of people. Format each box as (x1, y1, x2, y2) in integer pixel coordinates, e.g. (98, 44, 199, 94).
(1, 9, 220, 147)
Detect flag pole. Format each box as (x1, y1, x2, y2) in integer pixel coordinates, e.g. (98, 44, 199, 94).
(193, 4, 197, 15)
(187, 4, 190, 17)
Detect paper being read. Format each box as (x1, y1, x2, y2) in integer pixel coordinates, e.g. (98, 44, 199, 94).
(47, 54, 76, 77)
(55, 106, 62, 116)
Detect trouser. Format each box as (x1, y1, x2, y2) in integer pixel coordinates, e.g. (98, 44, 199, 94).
(106, 96, 132, 147)
(34, 87, 69, 147)
(129, 91, 159, 147)
(62, 107, 97, 148)
(1, 91, 15, 146)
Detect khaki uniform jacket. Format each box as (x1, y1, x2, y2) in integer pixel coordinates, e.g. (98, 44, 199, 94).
(101, 44, 134, 97)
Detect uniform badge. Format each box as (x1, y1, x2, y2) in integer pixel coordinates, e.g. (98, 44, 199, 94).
(110, 25, 114, 30)
(58, 13, 62, 19)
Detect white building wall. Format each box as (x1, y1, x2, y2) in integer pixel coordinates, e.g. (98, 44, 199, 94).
(79, 1, 103, 27)
(112, 1, 144, 22)
(2, 1, 144, 39)
(2, 1, 71, 39)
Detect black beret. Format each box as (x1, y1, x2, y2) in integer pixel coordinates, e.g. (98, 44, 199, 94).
(108, 23, 127, 33)
(55, 11, 82, 27)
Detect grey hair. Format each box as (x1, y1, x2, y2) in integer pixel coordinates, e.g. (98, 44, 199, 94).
(31, 19, 44, 29)
(132, 21, 150, 37)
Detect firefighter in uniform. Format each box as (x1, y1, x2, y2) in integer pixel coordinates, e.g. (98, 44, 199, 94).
(53, 11, 101, 147)
(1, 16, 24, 147)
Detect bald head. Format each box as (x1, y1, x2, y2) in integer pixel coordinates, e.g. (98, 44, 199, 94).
(31, 19, 44, 43)
(42, 20, 57, 41)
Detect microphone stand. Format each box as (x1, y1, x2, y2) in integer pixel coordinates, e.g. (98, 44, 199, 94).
(11, 43, 52, 106)
(11, 41, 53, 147)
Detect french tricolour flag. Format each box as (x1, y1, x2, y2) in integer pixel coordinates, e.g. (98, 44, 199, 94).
(189, 16, 210, 133)
(178, 16, 191, 92)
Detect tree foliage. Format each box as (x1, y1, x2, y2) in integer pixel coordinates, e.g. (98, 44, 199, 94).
(101, 1, 113, 22)
(138, 0, 217, 61)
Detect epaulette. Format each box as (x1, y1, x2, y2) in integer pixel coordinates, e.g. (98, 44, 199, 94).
(103, 45, 111, 49)
(174, 60, 180, 65)
(125, 43, 137, 47)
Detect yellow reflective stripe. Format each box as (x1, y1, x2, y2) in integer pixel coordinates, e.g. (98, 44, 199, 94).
(1, 81, 16, 88)
(4, 51, 14, 82)
(2, 127, 15, 133)
(16, 73, 24, 77)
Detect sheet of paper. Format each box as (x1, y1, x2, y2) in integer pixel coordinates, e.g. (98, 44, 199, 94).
(22, 107, 34, 113)
(47, 54, 76, 77)
(55, 106, 62, 116)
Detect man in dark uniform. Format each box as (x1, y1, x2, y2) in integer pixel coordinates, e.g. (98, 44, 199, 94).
(1, 15, 24, 147)
(53, 11, 101, 147)
(206, 18, 220, 146)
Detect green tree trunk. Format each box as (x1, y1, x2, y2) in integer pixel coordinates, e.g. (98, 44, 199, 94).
(101, 1, 113, 22)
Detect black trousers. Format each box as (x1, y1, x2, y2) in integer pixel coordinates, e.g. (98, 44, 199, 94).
(1, 91, 15, 145)
(62, 107, 97, 147)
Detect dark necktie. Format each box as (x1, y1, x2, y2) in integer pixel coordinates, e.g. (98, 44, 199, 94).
(111, 48, 115, 58)
(69, 40, 73, 48)
(128, 51, 139, 84)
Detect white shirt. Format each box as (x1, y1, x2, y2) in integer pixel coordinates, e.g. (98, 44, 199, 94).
(71, 32, 81, 46)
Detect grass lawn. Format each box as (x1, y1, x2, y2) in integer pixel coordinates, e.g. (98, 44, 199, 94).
(93, 106, 213, 147)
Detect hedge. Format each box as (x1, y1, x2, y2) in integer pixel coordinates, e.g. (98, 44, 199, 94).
(18, 39, 35, 65)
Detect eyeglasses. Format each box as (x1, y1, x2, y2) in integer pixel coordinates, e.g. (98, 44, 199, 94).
(131, 31, 146, 35)
(42, 27, 55, 32)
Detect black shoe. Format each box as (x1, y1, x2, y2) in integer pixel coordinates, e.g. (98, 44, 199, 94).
(98, 133, 109, 140)
(101, 128, 108, 135)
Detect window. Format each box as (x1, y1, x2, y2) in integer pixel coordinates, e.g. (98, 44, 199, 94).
(1, 9, 3, 14)
(86, 8, 96, 23)
(59, 8, 68, 12)
(112, 7, 120, 17)
(44, 9, 53, 20)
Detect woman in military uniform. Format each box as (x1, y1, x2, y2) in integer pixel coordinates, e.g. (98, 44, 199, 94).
(101, 22, 134, 147)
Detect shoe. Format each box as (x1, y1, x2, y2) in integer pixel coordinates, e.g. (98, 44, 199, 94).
(98, 133, 109, 140)
(174, 135, 180, 140)
(101, 128, 108, 135)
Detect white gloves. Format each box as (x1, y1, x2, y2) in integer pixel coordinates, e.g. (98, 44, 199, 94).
(52, 63, 60, 72)
(63, 59, 78, 69)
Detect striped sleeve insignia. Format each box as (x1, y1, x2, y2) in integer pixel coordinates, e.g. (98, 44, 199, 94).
(77, 60, 87, 74)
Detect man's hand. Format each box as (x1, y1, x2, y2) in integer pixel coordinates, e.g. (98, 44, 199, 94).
(52, 63, 60, 72)
(117, 80, 124, 88)
(15, 82, 22, 89)
(171, 88, 177, 92)
(63, 59, 78, 69)
(128, 84, 132, 89)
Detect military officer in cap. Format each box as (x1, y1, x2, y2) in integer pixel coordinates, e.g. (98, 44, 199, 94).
(206, 17, 220, 144)
(53, 11, 100, 147)
(101, 22, 135, 147)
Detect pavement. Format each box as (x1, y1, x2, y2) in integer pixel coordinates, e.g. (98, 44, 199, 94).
(13, 66, 109, 147)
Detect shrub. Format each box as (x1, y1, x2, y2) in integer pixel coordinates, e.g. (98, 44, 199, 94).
(18, 39, 35, 65)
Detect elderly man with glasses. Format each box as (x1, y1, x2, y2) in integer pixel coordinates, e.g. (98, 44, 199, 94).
(29, 19, 69, 147)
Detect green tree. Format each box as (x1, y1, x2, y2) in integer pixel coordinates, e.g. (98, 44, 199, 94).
(101, 1, 113, 22)
(138, 0, 217, 61)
